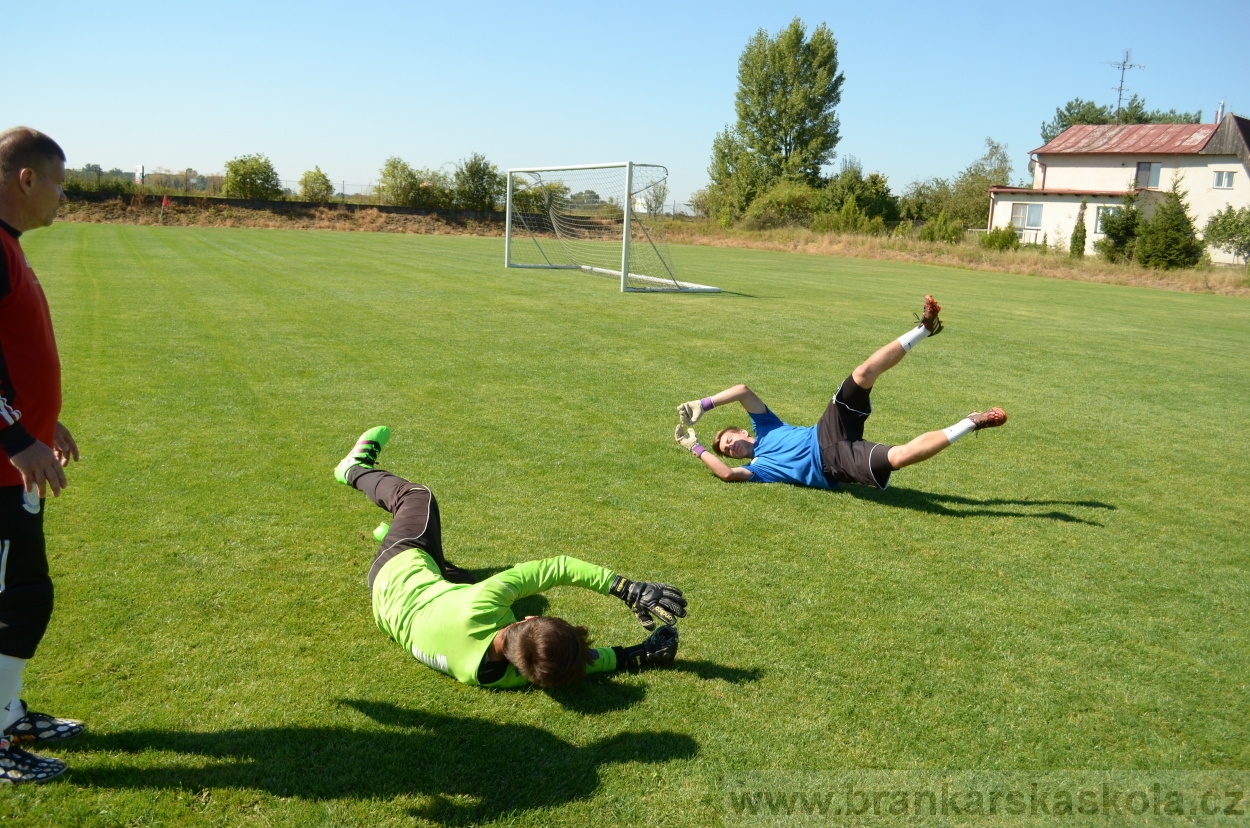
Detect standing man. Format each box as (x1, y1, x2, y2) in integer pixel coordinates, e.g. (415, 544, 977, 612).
(674, 296, 1007, 490)
(0, 127, 86, 784)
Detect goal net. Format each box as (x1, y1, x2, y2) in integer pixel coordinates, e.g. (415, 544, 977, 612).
(505, 162, 720, 292)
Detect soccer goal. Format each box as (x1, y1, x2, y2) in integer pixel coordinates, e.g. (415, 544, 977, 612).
(504, 162, 720, 293)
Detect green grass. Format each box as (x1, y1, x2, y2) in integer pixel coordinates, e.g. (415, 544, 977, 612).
(2, 224, 1247, 826)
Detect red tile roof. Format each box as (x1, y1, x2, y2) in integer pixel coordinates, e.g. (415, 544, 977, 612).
(1032, 123, 1217, 155)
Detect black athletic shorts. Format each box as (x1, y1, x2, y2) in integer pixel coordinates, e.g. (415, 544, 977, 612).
(816, 376, 896, 489)
(0, 486, 55, 659)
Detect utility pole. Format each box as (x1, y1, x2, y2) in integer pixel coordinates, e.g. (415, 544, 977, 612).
(1103, 49, 1144, 123)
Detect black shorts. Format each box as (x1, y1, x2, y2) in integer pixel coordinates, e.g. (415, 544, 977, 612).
(816, 376, 895, 489)
(0, 486, 55, 659)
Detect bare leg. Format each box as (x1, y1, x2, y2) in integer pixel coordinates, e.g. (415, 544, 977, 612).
(887, 430, 950, 469)
(851, 341, 907, 389)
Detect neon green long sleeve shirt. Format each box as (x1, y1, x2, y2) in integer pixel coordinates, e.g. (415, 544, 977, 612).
(371, 550, 619, 688)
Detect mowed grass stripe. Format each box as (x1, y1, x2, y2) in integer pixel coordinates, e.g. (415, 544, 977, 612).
(0, 223, 1243, 827)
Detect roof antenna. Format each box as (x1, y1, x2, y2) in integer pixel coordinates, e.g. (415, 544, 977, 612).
(1102, 49, 1144, 123)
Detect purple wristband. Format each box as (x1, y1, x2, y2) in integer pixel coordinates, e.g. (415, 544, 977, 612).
(700, 397, 715, 411)
(692, 444, 706, 457)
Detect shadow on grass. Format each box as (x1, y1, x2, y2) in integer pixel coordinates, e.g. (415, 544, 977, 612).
(61, 702, 698, 824)
(843, 486, 1117, 525)
(670, 659, 763, 683)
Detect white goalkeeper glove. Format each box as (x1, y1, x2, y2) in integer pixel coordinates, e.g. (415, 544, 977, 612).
(677, 398, 714, 427)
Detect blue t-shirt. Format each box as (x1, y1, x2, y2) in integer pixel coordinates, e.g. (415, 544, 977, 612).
(742, 409, 832, 489)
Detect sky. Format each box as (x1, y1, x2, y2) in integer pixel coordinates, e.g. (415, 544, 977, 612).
(6, 0, 1248, 203)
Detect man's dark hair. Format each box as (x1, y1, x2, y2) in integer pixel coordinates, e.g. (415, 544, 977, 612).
(712, 426, 747, 457)
(503, 616, 593, 688)
(0, 127, 66, 184)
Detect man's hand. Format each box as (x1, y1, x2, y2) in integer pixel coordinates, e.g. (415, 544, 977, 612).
(610, 575, 687, 630)
(675, 425, 701, 453)
(53, 422, 79, 467)
(8, 441, 66, 497)
(677, 399, 708, 427)
(617, 625, 679, 671)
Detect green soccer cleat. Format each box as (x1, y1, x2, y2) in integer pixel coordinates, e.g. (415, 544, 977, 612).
(373, 522, 391, 542)
(334, 426, 391, 485)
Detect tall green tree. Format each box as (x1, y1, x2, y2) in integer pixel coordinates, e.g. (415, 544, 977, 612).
(1136, 182, 1203, 269)
(224, 154, 283, 200)
(734, 18, 844, 184)
(453, 152, 505, 211)
(1041, 95, 1202, 143)
(299, 166, 335, 202)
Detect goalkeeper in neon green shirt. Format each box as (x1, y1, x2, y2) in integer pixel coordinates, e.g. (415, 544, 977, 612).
(333, 427, 687, 688)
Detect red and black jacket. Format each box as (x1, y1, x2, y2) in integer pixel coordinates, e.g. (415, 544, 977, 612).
(0, 218, 61, 487)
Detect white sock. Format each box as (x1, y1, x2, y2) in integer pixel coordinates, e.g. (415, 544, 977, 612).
(0, 655, 25, 731)
(897, 325, 929, 352)
(942, 418, 976, 445)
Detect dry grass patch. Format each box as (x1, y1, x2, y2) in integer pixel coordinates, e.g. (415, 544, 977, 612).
(664, 221, 1250, 296)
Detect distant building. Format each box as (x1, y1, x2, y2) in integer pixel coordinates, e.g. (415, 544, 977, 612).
(987, 113, 1250, 263)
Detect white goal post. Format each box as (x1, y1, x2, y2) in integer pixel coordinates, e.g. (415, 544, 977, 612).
(504, 162, 720, 293)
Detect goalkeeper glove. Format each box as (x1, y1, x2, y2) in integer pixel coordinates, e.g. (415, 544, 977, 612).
(609, 575, 687, 630)
(614, 625, 679, 671)
(675, 425, 705, 456)
(677, 398, 714, 426)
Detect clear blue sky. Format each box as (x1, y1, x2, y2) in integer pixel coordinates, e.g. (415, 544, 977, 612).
(7, 0, 1248, 202)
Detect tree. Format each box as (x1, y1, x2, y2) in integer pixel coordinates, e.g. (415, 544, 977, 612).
(734, 18, 844, 185)
(376, 157, 420, 206)
(899, 139, 1010, 226)
(1041, 95, 1202, 143)
(376, 158, 452, 208)
(641, 178, 668, 216)
(1040, 99, 1114, 143)
(1070, 199, 1087, 258)
(1136, 182, 1203, 269)
(899, 177, 953, 221)
(1095, 191, 1141, 263)
(706, 127, 771, 225)
(947, 138, 1012, 228)
(453, 152, 505, 212)
(299, 166, 335, 202)
(820, 158, 899, 220)
(224, 154, 282, 200)
(1204, 205, 1250, 266)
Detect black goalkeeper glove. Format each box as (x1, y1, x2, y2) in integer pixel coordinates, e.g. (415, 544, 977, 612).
(614, 625, 679, 672)
(609, 575, 687, 631)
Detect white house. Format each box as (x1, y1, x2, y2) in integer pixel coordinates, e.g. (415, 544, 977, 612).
(987, 113, 1250, 264)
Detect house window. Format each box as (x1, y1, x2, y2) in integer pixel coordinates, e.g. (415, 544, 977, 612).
(1214, 171, 1235, 189)
(1095, 206, 1121, 234)
(1135, 162, 1162, 188)
(1011, 203, 1043, 229)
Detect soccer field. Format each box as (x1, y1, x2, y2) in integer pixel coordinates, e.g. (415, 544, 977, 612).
(5, 224, 1247, 826)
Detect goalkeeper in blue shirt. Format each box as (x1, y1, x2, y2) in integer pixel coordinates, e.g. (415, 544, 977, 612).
(674, 296, 1007, 490)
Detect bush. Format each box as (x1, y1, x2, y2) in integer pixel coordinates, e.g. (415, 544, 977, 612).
(980, 225, 1020, 251)
(299, 166, 335, 202)
(224, 154, 283, 201)
(740, 180, 818, 229)
(1203, 204, 1250, 266)
(1095, 192, 1140, 263)
(1136, 184, 1202, 269)
(917, 211, 963, 244)
(1070, 199, 1087, 258)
